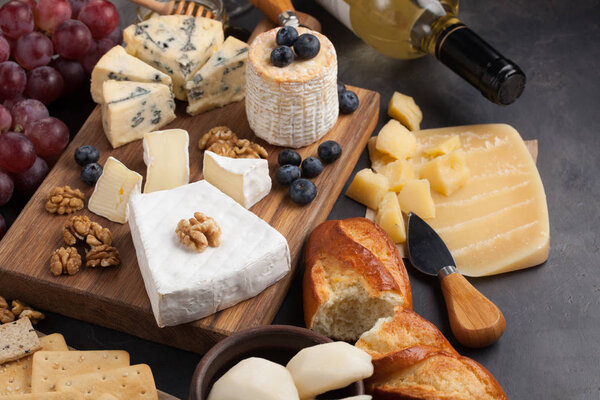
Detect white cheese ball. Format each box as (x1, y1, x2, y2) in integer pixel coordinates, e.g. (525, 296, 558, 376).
(208, 357, 299, 400)
(286, 342, 373, 399)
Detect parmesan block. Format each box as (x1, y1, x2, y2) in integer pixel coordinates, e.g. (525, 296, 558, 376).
(375, 120, 417, 160)
(423, 135, 461, 157)
(379, 159, 416, 191)
(143, 129, 190, 193)
(345, 169, 389, 210)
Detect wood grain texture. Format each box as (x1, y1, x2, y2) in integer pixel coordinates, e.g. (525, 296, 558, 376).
(0, 88, 379, 354)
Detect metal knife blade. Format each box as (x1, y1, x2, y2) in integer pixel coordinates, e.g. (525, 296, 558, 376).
(407, 212, 456, 276)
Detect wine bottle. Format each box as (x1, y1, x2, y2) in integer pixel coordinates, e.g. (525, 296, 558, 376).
(317, 0, 525, 105)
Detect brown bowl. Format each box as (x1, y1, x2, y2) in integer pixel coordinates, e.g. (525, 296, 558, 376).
(190, 325, 365, 399)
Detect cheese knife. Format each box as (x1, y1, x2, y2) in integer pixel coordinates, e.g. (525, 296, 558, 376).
(407, 212, 505, 348)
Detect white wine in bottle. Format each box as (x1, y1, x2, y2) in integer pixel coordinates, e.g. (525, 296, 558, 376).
(317, 0, 525, 105)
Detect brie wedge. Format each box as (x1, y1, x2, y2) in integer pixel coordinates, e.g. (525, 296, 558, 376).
(143, 129, 190, 193)
(202, 150, 271, 209)
(128, 180, 291, 327)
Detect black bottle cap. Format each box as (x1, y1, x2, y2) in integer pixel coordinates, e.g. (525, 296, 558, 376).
(436, 24, 526, 105)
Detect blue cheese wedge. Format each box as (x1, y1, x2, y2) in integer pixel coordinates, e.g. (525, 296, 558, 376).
(186, 36, 249, 115)
(101, 81, 175, 149)
(91, 45, 172, 104)
(143, 129, 189, 193)
(123, 15, 224, 100)
(128, 180, 291, 327)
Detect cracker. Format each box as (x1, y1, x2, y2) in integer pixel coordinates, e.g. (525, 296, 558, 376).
(1, 334, 69, 396)
(98, 394, 119, 400)
(31, 350, 129, 393)
(0, 319, 41, 365)
(55, 364, 158, 400)
(0, 391, 83, 399)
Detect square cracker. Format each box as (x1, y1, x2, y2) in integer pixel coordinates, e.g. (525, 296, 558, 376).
(1, 334, 69, 396)
(55, 364, 158, 400)
(99, 394, 118, 400)
(0, 391, 83, 399)
(31, 350, 129, 393)
(0, 319, 41, 364)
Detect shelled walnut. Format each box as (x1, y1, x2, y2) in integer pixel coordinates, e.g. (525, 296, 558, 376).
(45, 186, 85, 215)
(63, 215, 112, 246)
(19, 309, 45, 324)
(176, 212, 221, 253)
(11, 299, 31, 316)
(0, 296, 15, 324)
(50, 247, 82, 276)
(86, 244, 120, 268)
(198, 126, 268, 159)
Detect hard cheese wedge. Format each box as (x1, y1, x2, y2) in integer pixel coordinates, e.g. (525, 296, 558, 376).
(123, 15, 224, 100)
(90, 45, 172, 104)
(411, 124, 549, 276)
(88, 157, 142, 224)
(143, 129, 189, 193)
(186, 36, 249, 115)
(101, 81, 175, 149)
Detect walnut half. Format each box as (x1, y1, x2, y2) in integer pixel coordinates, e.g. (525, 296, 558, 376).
(0, 296, 15, 324)
(86, 244, 120, 268)
(176, 212, 221, 253)
(45, 186, 85, 215)
(50, 247, 82, 276)
(63, 215, 112, 247)
(198, 126, 268, 159)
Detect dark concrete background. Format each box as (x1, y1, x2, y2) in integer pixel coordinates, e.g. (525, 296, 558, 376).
(1, 0, 599, 398)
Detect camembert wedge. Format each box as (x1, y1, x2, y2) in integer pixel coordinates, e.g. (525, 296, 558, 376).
(143, 129, 190, 193)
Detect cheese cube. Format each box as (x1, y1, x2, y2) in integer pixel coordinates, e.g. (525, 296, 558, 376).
(387, 91, 422, 131)
(143, 129, 189, 193)
(378, 159, 416, 191)
(345, 169, 389, 210)
(375, 120, 417, 160)
(375, 192, 406, 243)
(88, 157, 142, 224)
(367, 137, 395, 172)
(420, 150, 470, 196)
(186, 36, 249, 115)
(203, 150, 271, 209)
(397, 179, 435, 219)
(423, 135, 461, 157)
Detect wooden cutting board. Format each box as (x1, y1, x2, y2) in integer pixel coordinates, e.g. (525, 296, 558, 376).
(0, 27, 379, 353)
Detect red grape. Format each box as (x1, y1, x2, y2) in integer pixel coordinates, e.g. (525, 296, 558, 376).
(3, 93, 26, 110)
(0, 104, 11, 133)
(0, 1, 34, 39)
(0, 35, 10, 63)
(12, 156, 48, 195)
(0, 168, 14, 205)
(104, 25, 122, 45)
(34, 0, 72, 33)
(17, 0, 38, 10)
(68, 0, 86, 18)
(77, 0, 118, 39)
(49, 57, 86, 94)
(80, 37, 112, 74)
(25, 66, 64, 104)
(52, 19, 92, 59)
(10, 98, 49, 132)
(0, 213, 6, 240)
(15, 31, 54, 70)
(0, 61, 26, 100)
(0, 131, 36, 173)
(25, 117, 69, 157)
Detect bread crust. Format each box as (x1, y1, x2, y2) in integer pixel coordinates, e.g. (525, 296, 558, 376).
(303, 218, 412, 329)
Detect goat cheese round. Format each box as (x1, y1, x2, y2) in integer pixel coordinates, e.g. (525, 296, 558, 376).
(246, 28, 338, 148)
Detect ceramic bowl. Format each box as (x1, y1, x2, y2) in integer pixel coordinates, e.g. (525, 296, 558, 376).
(190, 325, 365, 399)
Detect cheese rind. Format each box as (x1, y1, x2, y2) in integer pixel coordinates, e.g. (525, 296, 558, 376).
(143, 129, 190, 193)
(128, 180, 291, 327)
(186, 36, 249, 115)
(202, 151, 271, 209)
(88, 157, 142, 224)
(101, 81, 175, 148)
(91, 45, 172, 103)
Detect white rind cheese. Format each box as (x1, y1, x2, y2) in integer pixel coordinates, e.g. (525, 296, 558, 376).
(101, 81, 176, 148)
(88, 157, 143, 224)
(143, 129, 190, 193)
(246, 28, 339, 148)
(128, 180, 291, 327)
(203, 150, 271, 208)
(123, 15, 224, 100)
(90, 45, 172, 103)
(186, 36, 249, 115)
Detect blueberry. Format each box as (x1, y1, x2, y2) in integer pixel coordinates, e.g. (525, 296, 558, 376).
(339, 90, 359, 114)
(276, 26, 299, 46)
(74, 145, 100, 167)
(301, 157, 323, 178)
(277, 149, 302, 166)
(289, 178, 317, 205)
(293, 34, 320, 59)
(318, 140, 342, 163)
(337, 81, 346, 96)
(81, 163, 103, 186)
(270, 46, 294, 67)
(276, 164, 301, 186)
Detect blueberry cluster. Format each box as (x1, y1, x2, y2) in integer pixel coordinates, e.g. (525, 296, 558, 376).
(270, 27, 321, 68)
(337, 80, 359, 114)
(276, 141, 342, 205)
(74, 145, 102, 185)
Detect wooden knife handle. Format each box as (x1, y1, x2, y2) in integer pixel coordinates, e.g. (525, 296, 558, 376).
(440, 272, 506, 348)
(249, 0, 295, 25)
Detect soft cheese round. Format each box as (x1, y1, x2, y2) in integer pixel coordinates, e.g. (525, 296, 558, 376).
(246, 28, 339, 148)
